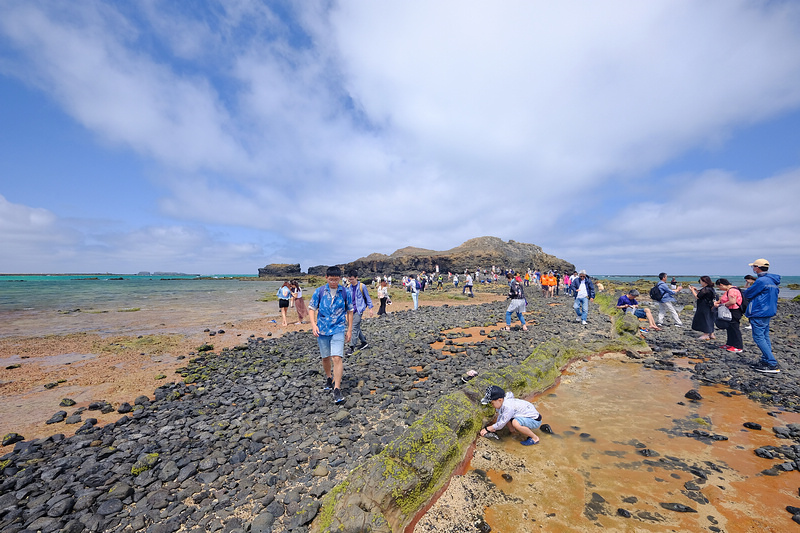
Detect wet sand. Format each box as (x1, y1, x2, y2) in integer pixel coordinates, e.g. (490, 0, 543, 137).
(0, 288, 501, 444)
(414, 353, 800, 532)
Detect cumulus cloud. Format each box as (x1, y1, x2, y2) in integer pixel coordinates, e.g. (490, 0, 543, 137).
(0, 194, 268, 273)
(1, 1, 800, 272)
(554, 168, 800, 273)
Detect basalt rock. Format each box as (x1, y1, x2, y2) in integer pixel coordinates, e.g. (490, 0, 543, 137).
(307, 237, 574, 277)
(258, 263, 302, 278)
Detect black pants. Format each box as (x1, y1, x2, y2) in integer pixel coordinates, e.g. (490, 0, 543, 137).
(378, 297, 387, 316)
(724, 308, 743, 349)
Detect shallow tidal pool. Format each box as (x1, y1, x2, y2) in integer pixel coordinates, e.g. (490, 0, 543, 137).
(415, 354, 800, 533)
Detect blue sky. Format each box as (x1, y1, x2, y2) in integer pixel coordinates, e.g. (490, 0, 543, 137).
(1, 1, 799, 276)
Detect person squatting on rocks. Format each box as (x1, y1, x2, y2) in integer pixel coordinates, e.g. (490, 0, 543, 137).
(713, 278, 743, 353)
(505, 272, 528, 331)
(655, 272, 683, 327)
(309, 266, 354, 404)
(276, 281, 292, 326)
(616, 289, 660, 330)
(744, 258, 781, 374)
(479, 385, 541, 445)
(346, 270, 373, 354)
(688, 275, 717, 341)
(570, 270, 595, 325)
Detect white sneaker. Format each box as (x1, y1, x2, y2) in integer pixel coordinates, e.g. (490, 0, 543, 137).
(582, 320, 587, 325)
(575, 318, 581, 322)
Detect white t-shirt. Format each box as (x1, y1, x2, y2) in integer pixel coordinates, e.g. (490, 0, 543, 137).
(577, 280, 588, 298)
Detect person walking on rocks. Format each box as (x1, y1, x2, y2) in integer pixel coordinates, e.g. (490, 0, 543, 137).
(479, 385, 541, 445)
(408, 274, 420, 310)
(290, 280, 309, 324)
(277, 281, 292, 326)
(377, 279, 389, 316)
(346, 270, 373, 354)
(743, 258, 781, 373)
(569, 270, 595, 325)
(309, 266, 353, 404)
(655, 273, 683, 327)
(505, 273, 528, 331)
(463, 273, 474, 297)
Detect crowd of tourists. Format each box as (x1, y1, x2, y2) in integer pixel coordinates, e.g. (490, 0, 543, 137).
(276, 257, 782, 407)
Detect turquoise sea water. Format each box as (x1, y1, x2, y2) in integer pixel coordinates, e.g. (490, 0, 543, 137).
(0, 274, 276, 313)
(1, 273, 797, 315)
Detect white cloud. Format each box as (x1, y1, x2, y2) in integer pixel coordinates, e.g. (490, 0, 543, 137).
(553, 168, 800, 274)
(2, 1, 800, 272)
(0, 2, 248, 173)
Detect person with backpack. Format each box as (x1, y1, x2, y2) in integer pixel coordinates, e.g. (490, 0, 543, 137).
(713, 278, 743, 352)
(743, 258, 781, 373)
(345, 270, 373, 354)
(408, 273, 420, 310)
(276, 281, 292, 326)
(505, 272, 528, 331)
(654, 272, 683, 327)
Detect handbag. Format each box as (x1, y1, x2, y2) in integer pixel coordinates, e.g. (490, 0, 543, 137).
(714, 305, 732, 329)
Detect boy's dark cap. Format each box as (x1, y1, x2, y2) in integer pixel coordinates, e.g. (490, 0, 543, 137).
(481, 385, 505, 405)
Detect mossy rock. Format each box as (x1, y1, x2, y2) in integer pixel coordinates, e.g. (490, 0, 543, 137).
(197, 344, 214, 353)
(131, 453, 159, 475)
(2, 433, 24, 447)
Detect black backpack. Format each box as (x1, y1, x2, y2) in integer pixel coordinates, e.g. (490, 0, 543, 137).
(649, 284, 664, 301)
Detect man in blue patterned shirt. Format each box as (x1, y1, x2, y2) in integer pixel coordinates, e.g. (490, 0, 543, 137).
(309, 266, 354, 404)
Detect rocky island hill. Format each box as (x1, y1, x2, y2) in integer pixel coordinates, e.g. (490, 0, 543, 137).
(258, 237, 574, 278)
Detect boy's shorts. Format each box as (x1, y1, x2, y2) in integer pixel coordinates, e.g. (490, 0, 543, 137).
(633, 309, 646, 319)
(514, 416, 542, 430)
(317, 332, 345, 359)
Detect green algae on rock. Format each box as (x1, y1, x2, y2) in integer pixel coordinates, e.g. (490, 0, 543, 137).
(311, 305, 649, 533)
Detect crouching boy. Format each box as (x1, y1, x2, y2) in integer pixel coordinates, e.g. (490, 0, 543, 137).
(479, 385, 541, 445)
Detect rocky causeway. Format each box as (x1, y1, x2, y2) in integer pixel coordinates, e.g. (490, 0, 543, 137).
(1, 287, 799, 532)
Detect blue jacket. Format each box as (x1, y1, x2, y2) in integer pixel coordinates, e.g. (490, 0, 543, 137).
(569, 277, 595, 299)
(656, 280, 677, 303)
(743, 273, 780, 318)
(348, 282, 373, 314)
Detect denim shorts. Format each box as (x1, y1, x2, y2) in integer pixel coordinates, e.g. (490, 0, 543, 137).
(633, 309, 646, 319)
(514, 416, 542, 430)
(317, 332, 345, 359)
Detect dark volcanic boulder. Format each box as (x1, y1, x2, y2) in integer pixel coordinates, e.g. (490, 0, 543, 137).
(258, 263, 302, 278)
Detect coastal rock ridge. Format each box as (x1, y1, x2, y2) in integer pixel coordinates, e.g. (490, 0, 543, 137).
(259, 237, 574, 278)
